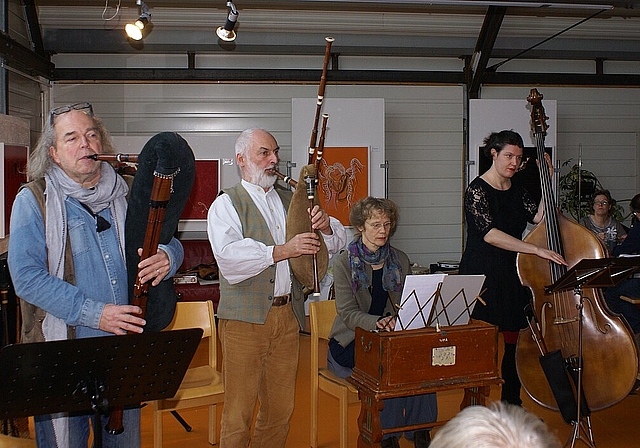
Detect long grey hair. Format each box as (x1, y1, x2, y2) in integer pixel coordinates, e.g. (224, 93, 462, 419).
(27, 108, 116, 180)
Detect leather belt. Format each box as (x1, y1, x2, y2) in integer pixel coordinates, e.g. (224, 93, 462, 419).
(272, 294, 291, 307)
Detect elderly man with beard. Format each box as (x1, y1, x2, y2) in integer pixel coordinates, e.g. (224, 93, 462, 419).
(207, 128, 346, 447)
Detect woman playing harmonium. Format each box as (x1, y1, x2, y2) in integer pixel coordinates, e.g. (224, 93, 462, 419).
(327, 196, 436, 448)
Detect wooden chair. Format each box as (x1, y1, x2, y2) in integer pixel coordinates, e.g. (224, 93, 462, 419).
(0, 434, 36, 448)
(309, 300, 360, 448)
(152, 300, 224, 447)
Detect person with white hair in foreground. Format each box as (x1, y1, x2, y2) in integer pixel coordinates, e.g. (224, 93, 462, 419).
(429, 401, 562, 448)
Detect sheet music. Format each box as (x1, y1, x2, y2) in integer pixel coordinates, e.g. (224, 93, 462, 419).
(429, 275, 485, 327)
(394, 274, 486, 331)
(394, 274, 445, 331)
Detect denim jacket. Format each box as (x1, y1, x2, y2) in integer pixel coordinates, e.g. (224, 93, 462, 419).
(8, 186, 183, 339)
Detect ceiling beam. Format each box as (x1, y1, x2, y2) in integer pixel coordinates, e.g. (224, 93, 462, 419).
(467, 6, 506, 99)
(50, 68, 465, 84)
(23, 0, 45, 57)
(0, 30, 53, 78)
(483, 71, 640, 86)
(49, 67, 640, 87)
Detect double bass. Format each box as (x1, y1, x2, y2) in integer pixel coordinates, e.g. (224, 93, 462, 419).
(516, 89, 638, 411)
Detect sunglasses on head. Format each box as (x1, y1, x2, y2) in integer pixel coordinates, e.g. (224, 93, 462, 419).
(49, 102, 94, 126)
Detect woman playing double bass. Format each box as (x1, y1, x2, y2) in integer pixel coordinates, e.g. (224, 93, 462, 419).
(459, 130, 566, 405)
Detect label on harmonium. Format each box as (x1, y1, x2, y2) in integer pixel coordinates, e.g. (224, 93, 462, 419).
(432, 345, 456, 366)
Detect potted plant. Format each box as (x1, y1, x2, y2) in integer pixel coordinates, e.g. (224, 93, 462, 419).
(558, 160, 625, 222)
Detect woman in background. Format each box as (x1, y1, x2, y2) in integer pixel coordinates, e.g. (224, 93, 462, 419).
(459, 130, 565, 406)
(328, 197, 436, 448)
(603, 193, 640, 393)
(580, 189, 627, 255)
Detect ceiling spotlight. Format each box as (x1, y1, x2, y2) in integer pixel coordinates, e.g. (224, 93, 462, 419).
(216, 1, 239, 42)
(125, 0, 151, 41)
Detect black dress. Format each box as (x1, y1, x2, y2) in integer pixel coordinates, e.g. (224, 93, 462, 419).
(459, 177, 538, 332)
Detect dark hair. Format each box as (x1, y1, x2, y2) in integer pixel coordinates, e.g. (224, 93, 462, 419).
(630, 193, 640, 213)
(349, 197, 399, 237)
(590, 189, 615, 211)
(482, 130, 524, 158)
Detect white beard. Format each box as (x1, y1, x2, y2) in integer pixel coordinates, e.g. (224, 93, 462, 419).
(246, 160, 277, 189)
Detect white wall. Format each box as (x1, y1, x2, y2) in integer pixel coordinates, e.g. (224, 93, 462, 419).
(50, 83, 640, 267)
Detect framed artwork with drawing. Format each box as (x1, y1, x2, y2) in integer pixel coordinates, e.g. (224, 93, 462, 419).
(316, 146, 369, 226)
(1, 143, 29, 238)
(181, 159, 220, 220)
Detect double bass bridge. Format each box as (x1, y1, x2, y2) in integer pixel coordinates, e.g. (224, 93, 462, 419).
(553, 316, 579, 325)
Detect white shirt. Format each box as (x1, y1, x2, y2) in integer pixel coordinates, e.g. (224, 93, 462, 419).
(207, 179, 346, 296)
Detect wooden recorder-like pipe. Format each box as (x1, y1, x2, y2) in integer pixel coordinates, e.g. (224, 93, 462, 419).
(88, 153, 139, 163)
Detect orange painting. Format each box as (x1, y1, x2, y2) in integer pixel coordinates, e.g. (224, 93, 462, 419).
(316, 146, 368, 226)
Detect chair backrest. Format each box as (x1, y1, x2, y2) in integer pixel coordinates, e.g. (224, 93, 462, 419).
(163, 300, 217, 370)
(309, 299, 338, 379)
(310, 299, 337, 343)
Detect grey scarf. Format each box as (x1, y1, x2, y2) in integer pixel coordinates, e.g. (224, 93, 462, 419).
(44, 162, 128, 281)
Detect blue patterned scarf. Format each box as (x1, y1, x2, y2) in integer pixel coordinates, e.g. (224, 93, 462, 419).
(348, 236, 403, 295)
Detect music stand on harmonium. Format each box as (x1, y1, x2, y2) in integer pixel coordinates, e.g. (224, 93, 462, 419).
(545, 257, 640, 448)
(0, 329, 202, 448)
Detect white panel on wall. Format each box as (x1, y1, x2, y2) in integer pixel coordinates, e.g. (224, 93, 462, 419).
(468, 98, 557, 185)
(383, 86, 465, 268)
(292, 97, 385, 244)
(291, 97, 385, 198)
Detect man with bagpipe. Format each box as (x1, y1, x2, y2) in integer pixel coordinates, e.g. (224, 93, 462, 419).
(8, 103, 191, 447)
(207, 128, 346, 447)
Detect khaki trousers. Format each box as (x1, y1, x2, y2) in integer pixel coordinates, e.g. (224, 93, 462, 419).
(218, 303, 300, 448)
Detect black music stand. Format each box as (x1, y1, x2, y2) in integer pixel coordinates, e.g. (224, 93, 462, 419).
(0, 328, 202, 448)
(545, 257, 640, 294)
(545, 257, 640, 448)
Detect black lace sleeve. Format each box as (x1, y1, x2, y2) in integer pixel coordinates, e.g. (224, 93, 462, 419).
(465, 181, 493, 236)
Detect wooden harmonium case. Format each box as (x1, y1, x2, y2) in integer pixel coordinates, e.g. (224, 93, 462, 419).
(353, 321, 499, 392)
